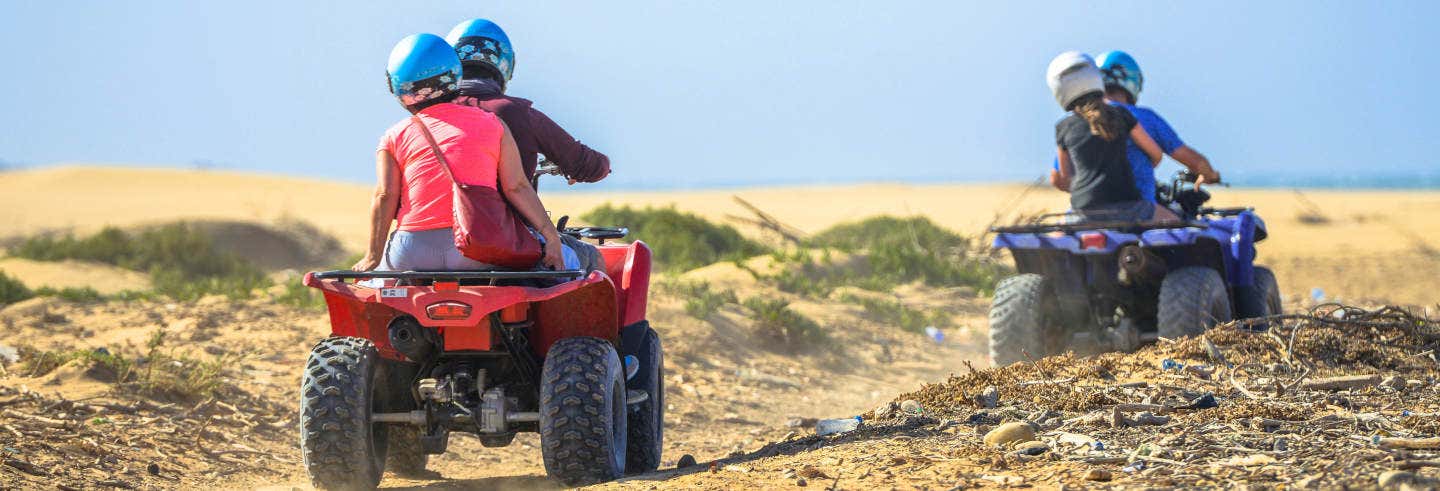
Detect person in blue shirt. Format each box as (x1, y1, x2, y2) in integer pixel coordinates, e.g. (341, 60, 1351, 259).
(1051, 51, 1221, 222)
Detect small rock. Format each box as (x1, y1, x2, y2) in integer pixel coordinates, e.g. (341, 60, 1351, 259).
(146, 463, 161, 476)
(899, 399, 923, 416)
(1013, 441, 1049, 455)
(1130, 411, 1170, 426)
(676, 454, 698, 468)
(1180, 393, 1218, 410)
(873, 401, 897, 419)
(977, 385, 999, 408)
(1379, 470, 1439, 489)
(1084, 469, 1112, 481)
(795, 477, 807, 487)
(983, 422, 1037, 447)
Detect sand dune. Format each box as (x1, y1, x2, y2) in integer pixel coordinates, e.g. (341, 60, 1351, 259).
(1, 165, 1437, 303)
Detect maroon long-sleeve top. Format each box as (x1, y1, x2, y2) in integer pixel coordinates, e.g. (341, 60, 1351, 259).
(454, 79, 610, 185)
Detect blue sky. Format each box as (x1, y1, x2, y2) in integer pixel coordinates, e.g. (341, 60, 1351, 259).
(1, 1, 1436, 189)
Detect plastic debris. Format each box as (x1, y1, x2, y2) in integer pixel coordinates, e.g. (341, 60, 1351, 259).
(814, 416, 862, 436)
(1311, 287, 1325, 302)
(923, 326, 944, 344)
(899, 399, 923, 416)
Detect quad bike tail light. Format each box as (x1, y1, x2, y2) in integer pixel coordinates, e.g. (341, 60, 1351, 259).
(1079, 232, 1107, 250)
(426, 301, 472, 320)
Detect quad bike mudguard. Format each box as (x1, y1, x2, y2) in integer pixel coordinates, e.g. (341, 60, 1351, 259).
(304, 241, 653, 361)
(992, 210, 1266, 289)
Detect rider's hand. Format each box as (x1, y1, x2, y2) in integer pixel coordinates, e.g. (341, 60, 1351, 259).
(1049, 169, 1070, 192)
(542, 239, 566, 270)
(568, 168, 611, 186)
(352, 254, 381, 272)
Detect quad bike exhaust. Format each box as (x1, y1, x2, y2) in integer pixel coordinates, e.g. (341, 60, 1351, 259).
(388, 316, 440, 362)
(1117, 245, 1167, 286)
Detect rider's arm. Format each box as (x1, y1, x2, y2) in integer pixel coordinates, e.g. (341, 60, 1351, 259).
(1052, 146, 1074, 191)
(1170, 145, 1220, 183)
(529, 107, 611, 183)
(497, 121, 567, 270)
(1130, 124, 1163, 166)
(353, 150, 402, 271)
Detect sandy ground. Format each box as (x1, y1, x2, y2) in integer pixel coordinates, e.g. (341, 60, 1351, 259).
(2, 166, 1437, 304)
(0, 166, 1437, 490)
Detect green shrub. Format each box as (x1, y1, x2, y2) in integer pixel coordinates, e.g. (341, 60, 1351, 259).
(34, 286, 105, 303)
(10, 223, 270, 300)
(743, 296, 825, 350)
(839, 293, 949, 333)
(0, 270, 33, 306)
(21, 330, 227, 401)
(807, 216, 1006, 293)
(581, 204, 769, 272)
(659, 279, 738, 319)
(275, 276, 327, 311)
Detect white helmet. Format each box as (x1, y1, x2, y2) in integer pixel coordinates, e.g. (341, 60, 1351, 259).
(1046, 51, 1104, 110)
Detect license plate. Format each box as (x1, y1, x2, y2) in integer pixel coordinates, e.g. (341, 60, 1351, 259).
(380, 288, 408, 298)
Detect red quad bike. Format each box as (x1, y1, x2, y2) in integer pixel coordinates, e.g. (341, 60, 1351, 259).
(297, 227, 663, 489)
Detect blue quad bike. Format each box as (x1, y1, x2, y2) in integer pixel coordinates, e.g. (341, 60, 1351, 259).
(986, 171, 1282, 365)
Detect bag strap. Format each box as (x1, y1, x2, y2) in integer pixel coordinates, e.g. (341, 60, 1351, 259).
(409, 115, 460, 186)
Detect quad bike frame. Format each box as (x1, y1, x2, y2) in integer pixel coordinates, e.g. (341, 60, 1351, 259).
(299, 234, 664, 488)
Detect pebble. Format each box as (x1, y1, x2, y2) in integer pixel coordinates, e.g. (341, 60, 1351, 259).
(899, 399, 923, 416)
(983, 422, 1037, 447)
(873, 401, 897, 419)
(676, 454, 698, 468)
(978, 385, 999, 408)
(1378, 470, 1438, 489)
(1013, 441, 1049, 455)
(1084, 469, 1113, 481)
(795, 477, 807, 487)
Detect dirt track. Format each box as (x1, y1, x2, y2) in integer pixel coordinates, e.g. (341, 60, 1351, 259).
(0, 283, 990, 490)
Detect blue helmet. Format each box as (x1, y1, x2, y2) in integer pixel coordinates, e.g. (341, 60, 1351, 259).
(1096, 50, 1143, 102)
(386, 33, 461, 108)
(445, 19, 515, 88)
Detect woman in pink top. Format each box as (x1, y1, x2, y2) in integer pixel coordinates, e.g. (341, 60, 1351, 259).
(352, 34, 569, 272)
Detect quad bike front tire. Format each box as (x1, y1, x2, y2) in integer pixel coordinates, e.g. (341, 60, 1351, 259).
(624, 325, 664, 474)
(988, 274, 1051, 366)
(300, 337, 388, 491)
(1237, 266, 1282, 319)
(540, 337, 628, 486)
(1158, 267, 1233, 339)
(384, 426, 429, 477)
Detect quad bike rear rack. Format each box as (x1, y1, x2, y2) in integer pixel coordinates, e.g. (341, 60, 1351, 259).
(990, 219, 1208, 235)
(311, 269, 585, 281)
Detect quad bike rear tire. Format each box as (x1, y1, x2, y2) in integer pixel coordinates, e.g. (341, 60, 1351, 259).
(988, 274, 1051, 366)
(385, 426, 429, 477)
(1158, 267, 1233, 339)
(300, 337, 388, 491)
(625, 326, 664, 474)
(540, 337, 628, 486)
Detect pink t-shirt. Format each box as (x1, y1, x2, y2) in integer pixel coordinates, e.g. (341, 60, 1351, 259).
(378, 103, 505, 231)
